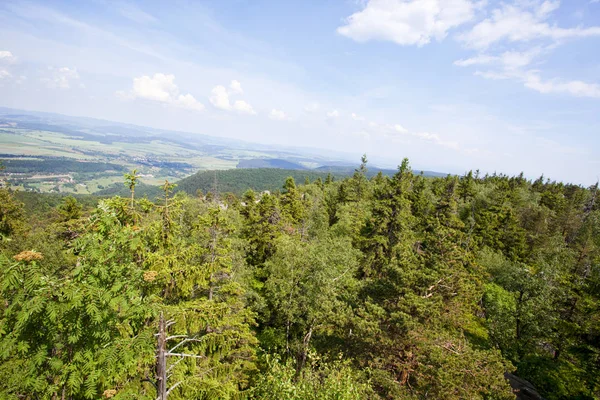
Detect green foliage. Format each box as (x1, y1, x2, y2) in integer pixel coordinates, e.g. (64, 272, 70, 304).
(1, 157, 599, 399)
(0, 188, 24, 240)
(57, 195, 82, 221)
(251, 354, 375, 399)
(176, 169, 339, 196)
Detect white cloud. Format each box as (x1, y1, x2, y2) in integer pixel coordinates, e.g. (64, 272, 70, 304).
(474, 70, 511, 80)
(233, 100, 256, 115)
(209, 81, 256, 114)
(500, 49, 542, 69)
(394, 124, 408, 133)
(269, 109, 288, 120)
(0, 51, 17, 81)
(351, 112, 365, 121)
(119, 73, 205, 111)
(0, 51, 17, 64)
(209, 85, 231, 110)
(454, 54, 497, 66)
(229, 79, 243, 94)
(471, 68, 600, 98)
(524, 72, 600, 98)
(42, 66, 80, 89)
(337, 0, 480, 46)
(372, 120, 463, 151)
(414, 131, 459, 149)
(455, 3, 600, 101)
(175, 93, 205, 112)
(458, 1, 600, 49)
(133, 73, 176, 101)
(327, 109, 340, 118)
(455, 48, 542, 70)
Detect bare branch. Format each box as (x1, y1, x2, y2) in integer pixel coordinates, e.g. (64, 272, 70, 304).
(168, 337, 203, 353)
(166, 352, 206, 359)
(166, 381, 183, 396)
(166, 335, 188, 341)
(167, 357, 185, 373)
(331, 266, 353, 283)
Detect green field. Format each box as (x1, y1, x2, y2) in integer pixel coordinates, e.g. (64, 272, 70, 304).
(0, 109, 433, 195)
(0, 127, 311, 194)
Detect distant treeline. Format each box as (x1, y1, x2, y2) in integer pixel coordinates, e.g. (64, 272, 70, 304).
(176, 167, 447, 196)
(13, 191, 100, 217)
(175, 168, 341, 196)
(95, 181, 164, 199)
(0, 157, 126, 174)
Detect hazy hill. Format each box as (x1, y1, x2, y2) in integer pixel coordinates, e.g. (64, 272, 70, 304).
(236, 159, 308, 169)
(175, 168, 339, 196)
(174, 166, 447, 196)
(95, 181, 164, 199)
(314, 165, 447, 178)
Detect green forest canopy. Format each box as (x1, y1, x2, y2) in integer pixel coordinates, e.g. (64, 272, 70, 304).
(0, 157, 598, 399)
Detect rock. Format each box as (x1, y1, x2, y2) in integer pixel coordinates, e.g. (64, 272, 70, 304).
(504, 373, 545, 400)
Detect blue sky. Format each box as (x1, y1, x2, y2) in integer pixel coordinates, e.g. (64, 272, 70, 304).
(0, 0, 599, 184)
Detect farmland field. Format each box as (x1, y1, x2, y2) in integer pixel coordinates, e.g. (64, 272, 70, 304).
(0, 108, 363, 194)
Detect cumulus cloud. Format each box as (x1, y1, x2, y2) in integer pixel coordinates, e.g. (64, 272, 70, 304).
(233, 100, 256, 115)
(0, 51, 17, 82)
(132, 73, 176, 102)
(394, 124, 408, 133)
(0, 51, 26, 84)
(41, 66, 81, 89)
(175, 93, 206, 111)
(229, 79, 243, 94)
(458, 1, 600, 49)
(327, 109, 340, 118)
(337, 0, 480, 46)
(117, 73, 204, 111)
(209, 80, 256, 114)
(209, 85, 231, 110)
(351, 112, 365, 121)
(269, 109, 288, 120)
(0, 51, 17, 64)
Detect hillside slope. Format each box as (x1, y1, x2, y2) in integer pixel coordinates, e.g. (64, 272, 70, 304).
(175, 168, 337, 195)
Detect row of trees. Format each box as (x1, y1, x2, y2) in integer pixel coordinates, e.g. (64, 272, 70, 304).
(0, 157, 598, 399)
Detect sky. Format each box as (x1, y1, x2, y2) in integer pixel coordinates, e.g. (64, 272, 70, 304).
(0, 0, 599, 184)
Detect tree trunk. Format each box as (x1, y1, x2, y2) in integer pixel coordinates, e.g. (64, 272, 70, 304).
(157, 312, 167, 400)
(296, 325, 313, 375)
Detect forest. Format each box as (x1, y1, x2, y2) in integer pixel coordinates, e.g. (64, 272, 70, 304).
(0, 156, 598, 400)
